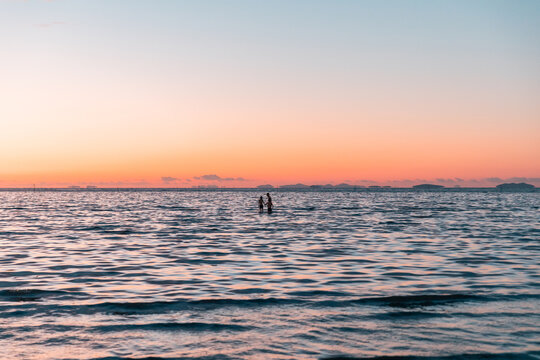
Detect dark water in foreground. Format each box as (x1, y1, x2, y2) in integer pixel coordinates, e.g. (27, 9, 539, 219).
(0, 191, 539, 360)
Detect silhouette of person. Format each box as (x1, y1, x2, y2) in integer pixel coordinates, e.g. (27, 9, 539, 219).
(265, 193, 273, 213)
(258, 196, 264, 213)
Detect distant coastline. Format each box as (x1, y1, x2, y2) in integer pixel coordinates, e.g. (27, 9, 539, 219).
(0, 183, 537, 193)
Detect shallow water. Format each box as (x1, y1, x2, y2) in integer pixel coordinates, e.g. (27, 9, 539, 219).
(0, 191, 539, 360)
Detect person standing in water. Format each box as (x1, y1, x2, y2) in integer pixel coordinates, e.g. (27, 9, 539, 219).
(265, 193, 273, 213)
(258, 196, 264, 213)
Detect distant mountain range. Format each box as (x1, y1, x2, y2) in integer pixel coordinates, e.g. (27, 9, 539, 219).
(0, 183, 536, 192)
(495, 183, 535, 192)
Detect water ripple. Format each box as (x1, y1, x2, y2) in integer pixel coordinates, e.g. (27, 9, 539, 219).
(0, 191, 538, 359)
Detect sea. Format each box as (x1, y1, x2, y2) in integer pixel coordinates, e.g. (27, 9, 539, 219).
(0, 190, 539, 360)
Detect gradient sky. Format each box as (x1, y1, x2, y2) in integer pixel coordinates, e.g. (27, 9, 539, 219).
(1, 0, 539, 187)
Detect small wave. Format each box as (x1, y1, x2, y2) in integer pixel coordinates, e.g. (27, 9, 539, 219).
(2, 290, 538, 321)
(92, 322, 254, 333)
(0, 280, 28, 287)
(92, 355, 235, 360)
(3, 293, 538, 317)
(315, 293, 540, 308)
(368, 310, 453, 320)
(295, 206, 316, 211)
(0, 289, 84, 302)
(77, 297, 304, 315)
(351, 294, 481, 308)
(320, 350, 540, 360)
(287, 290, 354, 297)
(172, 258, 241, 265)
(231, 288, 272, 294)
(156, 205, 199, 211)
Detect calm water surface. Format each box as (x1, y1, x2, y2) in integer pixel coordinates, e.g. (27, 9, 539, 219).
(0, 191, 539, 359)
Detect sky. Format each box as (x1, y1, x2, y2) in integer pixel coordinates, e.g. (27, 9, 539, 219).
(1, 0, 539, 187)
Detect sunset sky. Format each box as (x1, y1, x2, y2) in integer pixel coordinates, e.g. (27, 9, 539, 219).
(1, 0, 539, 187)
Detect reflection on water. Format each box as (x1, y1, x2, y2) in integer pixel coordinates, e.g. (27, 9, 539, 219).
(0, 191, 539, 359)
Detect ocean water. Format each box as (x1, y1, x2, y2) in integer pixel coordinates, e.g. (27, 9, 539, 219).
(0, 191, 539, 360)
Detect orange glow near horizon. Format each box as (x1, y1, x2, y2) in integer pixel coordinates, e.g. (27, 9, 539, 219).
(2, 97, 539, 187)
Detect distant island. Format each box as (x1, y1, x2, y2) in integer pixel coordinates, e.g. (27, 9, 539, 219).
(412, 184, 445, 190)
(256, 184, 274, 190)
(278, 183, 360, 190)
(279, 183, 311, 190)
(496, 183, 535, 192)
(1, 183, 537, 193)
